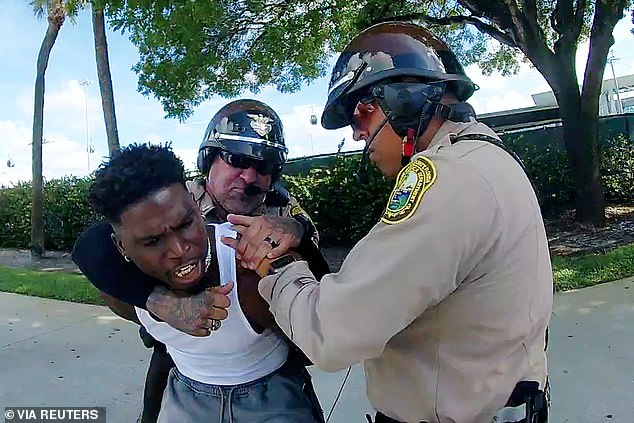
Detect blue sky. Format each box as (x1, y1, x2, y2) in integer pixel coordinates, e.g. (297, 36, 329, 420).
(1, 0, 632, 185)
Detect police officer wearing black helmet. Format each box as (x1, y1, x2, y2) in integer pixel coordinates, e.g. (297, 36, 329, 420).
(194, 99, 289, 217)
(227, 23, 553, 423)
(191, 99, 329, 280)
(72, 99, 328, 423)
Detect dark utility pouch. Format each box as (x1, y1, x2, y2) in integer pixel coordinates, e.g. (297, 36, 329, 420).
(502, 380, 549, 423)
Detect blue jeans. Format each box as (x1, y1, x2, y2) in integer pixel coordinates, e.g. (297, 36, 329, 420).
(158, 358, 324, 423)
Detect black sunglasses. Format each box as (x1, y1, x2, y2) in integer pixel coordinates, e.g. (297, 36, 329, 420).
(218, 151, 276, 176)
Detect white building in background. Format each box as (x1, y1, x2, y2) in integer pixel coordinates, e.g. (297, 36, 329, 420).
(531, 73, 634, 115)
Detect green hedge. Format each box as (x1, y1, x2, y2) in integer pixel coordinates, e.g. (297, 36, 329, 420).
(283, 156, 393, 244)
(0, 135, 632, 249)
(504, 134, 634, 214)
(283, 134, 634, 245)
(0, 177, 98, 250)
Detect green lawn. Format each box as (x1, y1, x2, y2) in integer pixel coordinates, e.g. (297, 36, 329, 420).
(0, 265, 102, 304)
(0, 243, 633, 304)
(552, 243, 634, 291)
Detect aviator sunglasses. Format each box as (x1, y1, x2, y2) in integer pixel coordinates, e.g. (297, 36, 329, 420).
(218, 151, 276, 176)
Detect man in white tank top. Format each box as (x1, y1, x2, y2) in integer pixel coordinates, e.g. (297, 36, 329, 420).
(74, 100, 329, 422)
(85, 143, 323, 423)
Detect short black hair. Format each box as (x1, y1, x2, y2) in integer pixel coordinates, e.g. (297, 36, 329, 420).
(89, 143, 186, 223)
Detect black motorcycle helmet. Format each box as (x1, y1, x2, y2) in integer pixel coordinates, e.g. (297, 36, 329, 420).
(321, 21, 476, 131)
(197, 99, 288, 181)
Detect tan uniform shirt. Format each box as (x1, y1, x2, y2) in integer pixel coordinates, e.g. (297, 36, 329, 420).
(260, 120, 553, 423)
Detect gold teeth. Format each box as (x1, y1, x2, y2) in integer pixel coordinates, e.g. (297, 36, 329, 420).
(175, 263, 197, 278)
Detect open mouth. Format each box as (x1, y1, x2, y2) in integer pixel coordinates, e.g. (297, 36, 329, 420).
(175, 262, 198, 278)
(171, 260, 203, 286)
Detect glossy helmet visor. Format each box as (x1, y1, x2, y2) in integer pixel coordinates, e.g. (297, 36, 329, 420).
(322, 21, 476, 130)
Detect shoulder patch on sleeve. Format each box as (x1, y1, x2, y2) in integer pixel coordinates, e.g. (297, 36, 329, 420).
(291, 204, 314, 225)
(381, 156, 437, 224)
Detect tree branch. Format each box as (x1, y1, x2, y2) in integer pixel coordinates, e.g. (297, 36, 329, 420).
(519, 0, 538, 25)
(460, 0, 515, 32)
(502, 0, 529, 46)
(552, 0, 574, 36)
(581, 0, 628, 108)
(550, 0, 582, 61)
(244, 0, 294, 58)
(384, 12, 518, 47)
(573, 0, 588, 30)
(459, 1, 482, 17)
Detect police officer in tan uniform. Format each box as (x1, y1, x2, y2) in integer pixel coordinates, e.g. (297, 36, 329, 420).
(225, 23, 553, 423)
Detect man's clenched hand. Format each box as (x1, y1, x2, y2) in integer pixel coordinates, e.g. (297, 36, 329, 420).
(146, 282, 233, 336)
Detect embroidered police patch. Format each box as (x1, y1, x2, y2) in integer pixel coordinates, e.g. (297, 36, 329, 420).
(381, 156, 437, 224)
(290, 205, 313, 225)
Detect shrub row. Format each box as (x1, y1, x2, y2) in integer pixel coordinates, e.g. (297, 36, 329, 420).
(0, 136, 632, 249)
(283, 134, 634, 244)
(0, 177, 98, 250)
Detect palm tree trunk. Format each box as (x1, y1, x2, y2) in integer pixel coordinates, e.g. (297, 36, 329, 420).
(31, 8, 64, 258)
(92, 5, 120, 156)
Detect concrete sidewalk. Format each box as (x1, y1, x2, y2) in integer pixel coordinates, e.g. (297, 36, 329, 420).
(1, 278, 633, 422)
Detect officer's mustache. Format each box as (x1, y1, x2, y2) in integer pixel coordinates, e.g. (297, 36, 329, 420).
(244, 184, 267, 196)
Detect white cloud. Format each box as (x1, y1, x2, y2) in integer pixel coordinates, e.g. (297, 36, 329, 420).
(278, 104, 353, 159)
(0, 119, 96, 186)
(467, 63, 551, 114)
(173, 147, 199, 172)
(0, 120, 31, 186)
(16, 79, 107, 144)
(142, 133, 168, 145)
(42, 135, 96, 178)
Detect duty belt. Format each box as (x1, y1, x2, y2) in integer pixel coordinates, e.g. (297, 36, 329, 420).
(493, 381, 549, 423)
(366, 412, 426, 423)
(366, 380, 548, 423)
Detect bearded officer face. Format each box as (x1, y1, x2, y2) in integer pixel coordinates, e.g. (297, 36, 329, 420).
(206, 152, 273, 215)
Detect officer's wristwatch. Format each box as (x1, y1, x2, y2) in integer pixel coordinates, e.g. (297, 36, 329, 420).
(255, 254, 297, 278)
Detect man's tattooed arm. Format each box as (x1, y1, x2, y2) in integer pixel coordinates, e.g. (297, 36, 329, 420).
(146, 283, 233, 337)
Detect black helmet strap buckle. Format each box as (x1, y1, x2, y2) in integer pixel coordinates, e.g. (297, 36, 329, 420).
(371, 82, 476, 165)
(435, 102, 476, 123)
(374, 82, 444, 138)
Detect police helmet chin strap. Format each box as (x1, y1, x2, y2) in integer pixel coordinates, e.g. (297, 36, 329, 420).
(356, 82, 476, 181)
(355, 115, 389, 184)
(400, 101, 477, 166)
(356, 82, 443, 183)
(373, 82, 441, 166)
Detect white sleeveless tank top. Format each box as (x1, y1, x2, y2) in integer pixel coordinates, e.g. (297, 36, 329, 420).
(136, 222, 288, 385)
